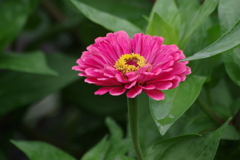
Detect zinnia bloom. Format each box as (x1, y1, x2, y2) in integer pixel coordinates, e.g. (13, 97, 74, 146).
(72, 31, 191, 100)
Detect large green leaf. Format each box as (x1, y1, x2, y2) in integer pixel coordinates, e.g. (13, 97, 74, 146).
(0, 54, 79, 116)
(184, 17, 213, 57)
(218, 0, 240, 34)
(222, 48, 240, 86)
(69, 0, 151, 30)
(70, 0, 143, 37)
(183, 20, 240, 61)
(146, 13, 178, 45)
(218, 0, 240, 86)
(149, 75, 206, 135)
(107, 156, 135, 160)
(179, 0, 219, 48)
(145, 119, 230, 160)
(11, 140, 76, 160)
(0, 0, 40, 51)
(81, 136, 110, 160)
(0, 51, 57, 75)
(149, 0, 180, 31)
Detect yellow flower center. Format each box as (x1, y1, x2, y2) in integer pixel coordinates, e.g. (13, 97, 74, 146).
(114, 53, 147, 73)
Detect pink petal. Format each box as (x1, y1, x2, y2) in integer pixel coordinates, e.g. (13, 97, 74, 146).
(152, 68, 162, 75)
(169, 62, 188, 75)
(72, 66, 81, 71)
(132, 33, 143, 54)
(128, 75, 139, 82)
(125, 81, 137, 89)
(115, 72, 128, 83)
(85, 78, 120, 86)
(153, 82, 172, 90)
(78, 73, 86, 76)
(137, 64, 151, 74)
(94, 87, 112, 95)
(144, 89, 165, 101)
(170, 76, 181, 89)
(109, 87, 126, 96)
(106, 31, 131, 58)
(126, 86, 142, 98)
(85, 68, 103, 77)
(141, 84, 155, 90)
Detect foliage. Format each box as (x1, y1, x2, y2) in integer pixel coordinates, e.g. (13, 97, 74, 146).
(0, 0, 240, 160)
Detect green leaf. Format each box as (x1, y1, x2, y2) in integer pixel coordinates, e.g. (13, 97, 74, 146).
(11, 140, 76, 160)
(182, 114, 216, 135)
(184, 17, 213, 56)
(81, 118, 131, 160)
(70, 0, 152, 30)
(218, 0, 240, 86)
(105, 118, 131, 159)
(221, 125, 239, 140)
(0, 54, 79, 116)
(105, 117, 123, 142)
(145, 119, 230, 160)
(81, 136, 110, 160)
(179, 0, 219, 48)
(107, 156, 135, 160)
(0, 0, 40, 51)
(149, 0, 180, 31)
(0, 51, 57, 75)
(105, 140, 131, 159)
(218, 0, 240, 34)
(210, 79, 233, 108)
(146, 13, 178, 45)
(149, 75, 206, 135)
(222, 48, 240, 86)
(70, 0, 143, 37)
(183, 20, 240, 61)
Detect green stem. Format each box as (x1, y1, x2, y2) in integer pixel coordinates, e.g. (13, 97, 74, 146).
(127, 97, 144, 160)
(196, 98, 223, 124)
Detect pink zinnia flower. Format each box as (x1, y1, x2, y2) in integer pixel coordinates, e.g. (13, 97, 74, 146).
(72, 31, 191, 101)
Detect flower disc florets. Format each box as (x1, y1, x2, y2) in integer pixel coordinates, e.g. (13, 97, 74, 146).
(72, 31, 191, 100)
(114, 53, 146, 73)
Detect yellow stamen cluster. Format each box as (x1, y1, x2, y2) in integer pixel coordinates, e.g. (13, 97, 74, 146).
(114, 53, 146, 73)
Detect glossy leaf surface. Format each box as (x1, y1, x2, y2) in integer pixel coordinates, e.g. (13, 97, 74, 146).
(218, 0, 240, 86)
(179, 0, 219, 48)
(145, 120, 230, 160)
(183, 20, 240, 61)
(149, 75, 206, 135)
